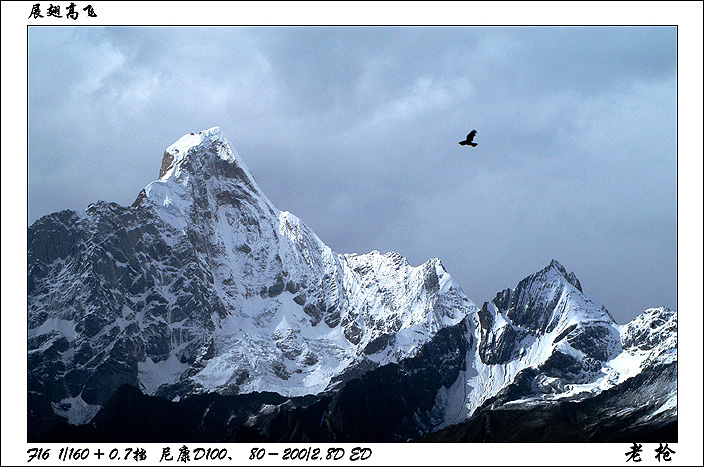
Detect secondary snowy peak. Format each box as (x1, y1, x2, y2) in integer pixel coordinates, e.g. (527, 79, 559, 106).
(433, 261, 675, 432)
(475, 259, 616, 370)
(620, 306, 677, 367)
(488, 259, 613, 335)
(434, 260, 625, 423)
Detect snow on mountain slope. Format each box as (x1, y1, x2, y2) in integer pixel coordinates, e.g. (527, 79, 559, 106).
(215, 264, 675, 442)
(28, 127, 476, 424)
(434, 261, 675, 428)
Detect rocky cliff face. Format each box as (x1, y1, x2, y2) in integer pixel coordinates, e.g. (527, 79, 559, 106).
(28, 127, 475, 430)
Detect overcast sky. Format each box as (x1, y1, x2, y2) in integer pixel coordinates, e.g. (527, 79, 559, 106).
(27, 25, 677, 324)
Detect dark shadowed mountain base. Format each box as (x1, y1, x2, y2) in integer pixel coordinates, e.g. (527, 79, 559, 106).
(422, 362, 677, 443)
(34, 384, 317, 443)
(36, 361, 676, 443)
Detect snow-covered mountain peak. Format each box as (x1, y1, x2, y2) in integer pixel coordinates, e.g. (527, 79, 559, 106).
(541, 259, 583, 292)
(29, 127, 479, 422)
(155, 126, 258, 192)
(159, 126, 260, 186)
(491, 260, 612, 336)
(160, 126, 228, 178)
(165, 126, 224, 153)
(138, 127, 277, 230)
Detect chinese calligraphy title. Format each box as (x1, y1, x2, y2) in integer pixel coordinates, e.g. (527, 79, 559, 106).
(29, 3, 97, 20)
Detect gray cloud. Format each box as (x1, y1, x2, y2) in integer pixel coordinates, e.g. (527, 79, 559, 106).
(28, 26, 676, 323)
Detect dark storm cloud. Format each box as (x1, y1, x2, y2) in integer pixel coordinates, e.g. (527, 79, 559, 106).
(28, 26, 676, 323)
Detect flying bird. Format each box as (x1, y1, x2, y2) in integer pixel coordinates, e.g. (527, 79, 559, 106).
(459, 130, 478, 147)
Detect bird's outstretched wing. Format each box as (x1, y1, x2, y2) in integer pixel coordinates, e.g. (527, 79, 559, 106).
(459, 129, 479, 146)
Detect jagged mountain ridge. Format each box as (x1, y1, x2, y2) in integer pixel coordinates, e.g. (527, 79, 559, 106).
(28, 127, 475, 428)
(34, 272, 676, 443)
(218, 264, 676, 441)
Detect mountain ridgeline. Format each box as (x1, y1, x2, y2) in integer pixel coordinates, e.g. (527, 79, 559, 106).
(28, 127, 676, 442)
